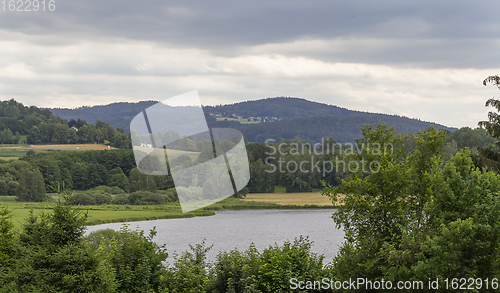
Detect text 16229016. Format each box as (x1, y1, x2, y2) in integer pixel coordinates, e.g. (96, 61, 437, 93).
(1, 0, 55, 12)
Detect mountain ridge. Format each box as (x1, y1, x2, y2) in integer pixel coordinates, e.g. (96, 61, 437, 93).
(48, 97, 456, 143)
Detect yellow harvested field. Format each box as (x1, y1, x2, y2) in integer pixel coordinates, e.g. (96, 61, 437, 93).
(0, 157, 20, 160)
(243, 192, 334, 206)
(31, 144, 117, 150)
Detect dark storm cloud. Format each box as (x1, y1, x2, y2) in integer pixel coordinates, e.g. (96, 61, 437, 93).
(1, 0, 499, 68)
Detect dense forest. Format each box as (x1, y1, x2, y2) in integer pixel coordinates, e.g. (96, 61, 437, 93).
(0, 99, 67, 144)
(211, 112, 454, 143)
(0, 99, 131, 148)
(27, 119, 131, 148)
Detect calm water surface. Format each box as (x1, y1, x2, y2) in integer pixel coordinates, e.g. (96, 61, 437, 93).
(86, 209, 345, 264)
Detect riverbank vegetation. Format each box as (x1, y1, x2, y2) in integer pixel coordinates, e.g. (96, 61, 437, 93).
(0, 195, 334, 292)
(0, 193, 334, 230)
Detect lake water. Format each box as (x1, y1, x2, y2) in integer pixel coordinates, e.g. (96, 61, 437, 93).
(85, 209, 345, 264)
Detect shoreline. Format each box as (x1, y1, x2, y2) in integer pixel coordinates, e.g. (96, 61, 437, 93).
(2, 195, 338, 229)
(84, 201, 338, 227)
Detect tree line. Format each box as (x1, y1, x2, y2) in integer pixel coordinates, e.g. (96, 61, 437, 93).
(0, 98, 131, 148)
(0, 124, 490, 204)
(27, 119, 131, 148)
(244, 126, 494, 194)
(12, 148, 248, 203)
(0, 99, 67, 144)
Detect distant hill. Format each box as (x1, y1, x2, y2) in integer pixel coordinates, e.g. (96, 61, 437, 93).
(203, 97, 353, 119)
(208, 113, 455, 144)
(48, 101, 158, 133)
(48, 97, 456, 143)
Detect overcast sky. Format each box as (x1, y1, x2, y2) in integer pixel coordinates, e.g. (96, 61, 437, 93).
(1, 0, 500, 128)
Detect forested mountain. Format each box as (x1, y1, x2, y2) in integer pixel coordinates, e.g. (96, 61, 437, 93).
(203, 97, 353, 119)
(49, 101, 158, 133)
(48, 97, 455, 143)
(209, 114, 454, 143)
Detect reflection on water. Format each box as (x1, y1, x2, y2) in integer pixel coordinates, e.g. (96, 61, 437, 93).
(86, 209, 345, 264)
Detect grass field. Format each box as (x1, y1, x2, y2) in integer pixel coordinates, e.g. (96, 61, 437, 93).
(0, 197, 215, 230)
(243, 192, 334, 206)
(0, 190, 336, 230)
(0, 197, 53, 229)
(274, 185, 286, 193)
(271, 185, 323, 194)
(0, 148, 29, 158)
(31, 144, 117, 150)
(0, 144, 116, 161)
(132, 146, 200, 161)
(216, 117, 260, 124)
(0, 147, 53, 161)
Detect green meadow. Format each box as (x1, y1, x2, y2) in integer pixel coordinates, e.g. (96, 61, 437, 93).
(0, 196, 213, 229)
(1, 193, 335, 230)
(0, 146, 52, 161)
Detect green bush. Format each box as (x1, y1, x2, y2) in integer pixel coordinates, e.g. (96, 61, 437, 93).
(69, 186, 178, 206)
(112, 195, 130, 205)
(88, 225, 168, 293)
(70, 193, 96, 205)
(163, 241, 212, 293)
(207, 245, 260, 292)
(93, 192, 112, 205)
(141, 193, 166, 205)
(128, 191, 147, 205)
(163, 237, 331, 293)
(86, 228, 120, 247)
(257, 237, 326, 292)
(128, 191, 174, 205)
(161, 188, 178, 202)
(92, 185, 125, 195)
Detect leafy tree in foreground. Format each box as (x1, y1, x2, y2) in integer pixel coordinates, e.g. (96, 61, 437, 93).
(87, 225, 168, 293)
(474, 75, 500, 171)
(162, 237, 329, 293)
(323, 123, 500, 292)
(322, 123, 411, 283)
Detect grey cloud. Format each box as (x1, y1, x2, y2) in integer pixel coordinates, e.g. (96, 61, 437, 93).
(254, 38, 500, 69)
(1, 0, 499, 68)
(0, 0, 497, 130)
